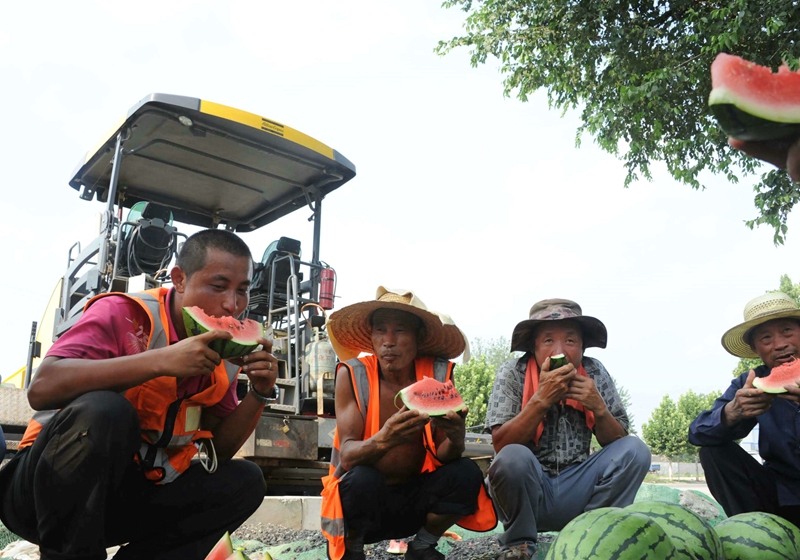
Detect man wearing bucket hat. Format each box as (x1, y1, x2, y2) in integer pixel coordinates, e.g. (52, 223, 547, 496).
(689, 292, 800, 528)
(320, 287, 496, 560)
(484, 299, 650, 560)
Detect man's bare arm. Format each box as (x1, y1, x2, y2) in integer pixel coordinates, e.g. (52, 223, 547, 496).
(431, 409, 466, 462)
(28, 330, 232, 410)
(335, 366, 429, 471)
(201, 339, 279, 460)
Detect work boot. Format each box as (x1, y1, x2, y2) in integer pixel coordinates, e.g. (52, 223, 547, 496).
(404, 545, 445, 560)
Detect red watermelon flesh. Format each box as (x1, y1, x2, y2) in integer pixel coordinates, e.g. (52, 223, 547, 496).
(182, 306, 264, 359)
(753, 359, 800, 393)
(709, 53, 800, 140)
(396, 377, 465, 416)
(387, 540, 408, 554)
(205, 531, 234, 560)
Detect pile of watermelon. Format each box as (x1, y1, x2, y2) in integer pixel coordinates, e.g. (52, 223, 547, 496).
(545, 502, 800, 559)
(205, 532, 272, 560)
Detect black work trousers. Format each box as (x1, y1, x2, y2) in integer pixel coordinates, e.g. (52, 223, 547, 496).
(338, 457, 483, 544)
(699, 441, 800, 528)
(0, 391, 266, 560)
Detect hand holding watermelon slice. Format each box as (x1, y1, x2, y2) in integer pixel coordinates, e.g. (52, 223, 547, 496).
(724, 370, 777, 424)
(729, 137, 800, 183)
(708, 53, 800, 182)
(156, 329, 235, 379)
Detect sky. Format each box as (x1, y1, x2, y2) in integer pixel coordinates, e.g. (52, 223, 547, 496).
(2, 0, 800, 433)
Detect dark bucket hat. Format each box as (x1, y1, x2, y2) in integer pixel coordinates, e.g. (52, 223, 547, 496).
(510, 298, 608, 353)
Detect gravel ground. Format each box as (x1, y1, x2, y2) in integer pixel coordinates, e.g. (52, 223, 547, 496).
(232, 524, 556, 560)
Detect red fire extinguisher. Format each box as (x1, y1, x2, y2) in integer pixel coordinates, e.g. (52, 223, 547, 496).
(319, 267, 336, 310)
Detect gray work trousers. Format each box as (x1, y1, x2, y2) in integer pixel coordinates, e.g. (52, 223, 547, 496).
(487, 435, 651, 549)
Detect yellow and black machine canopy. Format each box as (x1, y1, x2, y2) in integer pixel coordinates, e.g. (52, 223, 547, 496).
(69, 93, 356, 231)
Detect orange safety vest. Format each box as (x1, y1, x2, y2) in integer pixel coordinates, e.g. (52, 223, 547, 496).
(320, 355, 497, 560)
(19, 288, 240, 484)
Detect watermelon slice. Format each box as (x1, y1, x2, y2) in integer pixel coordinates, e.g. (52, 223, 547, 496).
(549, 354, 568, 369)
(753, 358, 800, 394)
(182, 306, 264, 359)
(226, 551, 250, 560)
(709, 53, 800, 141)
(395, 377, 465, 416)
(387, 540, 408, 554)
(205, 531, 234, 560)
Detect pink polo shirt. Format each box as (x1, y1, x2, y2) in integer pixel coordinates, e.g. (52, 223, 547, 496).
(46, 289, 239, 418)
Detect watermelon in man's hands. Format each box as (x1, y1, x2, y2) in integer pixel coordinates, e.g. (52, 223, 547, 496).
(182, 306, 264, 359)
(709, 53, 800, 141)
(753, 358, 800, 394)
(395, 378, 465, 416)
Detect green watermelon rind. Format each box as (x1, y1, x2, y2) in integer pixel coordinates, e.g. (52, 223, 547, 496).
(710, 86, 800, 124)
(714, 511, 800, 560)
(752, 376, 791, 394)
(182, 307, 263, 360)
(396, 378, 465, 416)
(624, 502, 723, 560)
(710, 102, 800, 142)
(549, 354, 568, 370)
(545, 507, 680, 560)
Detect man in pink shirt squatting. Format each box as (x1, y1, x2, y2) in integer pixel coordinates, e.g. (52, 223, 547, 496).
(0, 229, 277, 560)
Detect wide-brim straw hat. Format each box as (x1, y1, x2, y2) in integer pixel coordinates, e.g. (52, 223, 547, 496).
(511, 298, 608, 353)
(326, 286, 470, 362)
(721, 291, 800, 358)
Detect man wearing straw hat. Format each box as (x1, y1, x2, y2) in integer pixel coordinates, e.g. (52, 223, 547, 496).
(484, 298, 650, 560)
(689, 292, 800, 528)
(320, 287, 496, 560)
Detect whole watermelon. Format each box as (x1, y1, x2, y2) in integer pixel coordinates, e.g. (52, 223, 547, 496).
(625, 501, 723, 560)
(714, 511, 800, 560)
(545, 507, 680, 559)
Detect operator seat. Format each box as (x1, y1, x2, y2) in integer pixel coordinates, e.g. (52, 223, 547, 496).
(249, 237, 302, 317)
(117, 201, 177, 278)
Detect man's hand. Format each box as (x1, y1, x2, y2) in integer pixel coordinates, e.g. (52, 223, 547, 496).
(729, 137, 800, 182)
(375, 406, 430, 450)
(777, 383, 800, 404)
(564, 376, 607, 413)
(533, 356, 576, 408)
(724, 370, 775, 425)
(228, 337, 278, 395)
(155, 330, 231, 378)
(431, 407, 468, 446)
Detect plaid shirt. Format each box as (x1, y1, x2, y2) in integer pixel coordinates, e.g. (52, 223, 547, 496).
(484, 355, 630, 475)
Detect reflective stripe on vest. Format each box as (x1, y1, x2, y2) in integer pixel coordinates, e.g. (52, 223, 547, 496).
(321, 355, 497, 560)
(19, 288, 240, 485)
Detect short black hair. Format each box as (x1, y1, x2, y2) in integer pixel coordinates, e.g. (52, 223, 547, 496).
(176, 229, 252, 278)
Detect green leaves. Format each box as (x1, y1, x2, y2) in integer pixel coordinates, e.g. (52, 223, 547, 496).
(438, 0, 800, 242)
(642, 390, 720, 461)
(454, 336, 518, 430)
